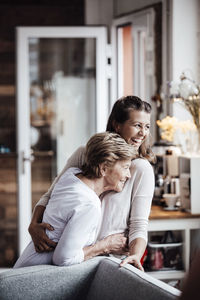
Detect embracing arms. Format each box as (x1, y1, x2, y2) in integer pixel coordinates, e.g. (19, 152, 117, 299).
(52, 204, 127, 266)
(29, 145, 127, 258)
(29, 205, 127, 257)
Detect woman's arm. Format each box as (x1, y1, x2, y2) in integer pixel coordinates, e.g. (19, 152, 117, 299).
(121, 159, 155, 269)
(52, 204, 101, 266)
(29, 146, 86, 252)
(28, 205, 57, 252)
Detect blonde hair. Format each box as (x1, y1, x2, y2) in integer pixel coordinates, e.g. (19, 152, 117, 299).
(82, 132, 136, 178)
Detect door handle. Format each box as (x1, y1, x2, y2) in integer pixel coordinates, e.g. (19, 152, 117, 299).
(21, 151, 35, 174)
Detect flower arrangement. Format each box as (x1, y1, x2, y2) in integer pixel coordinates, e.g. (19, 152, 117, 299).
(157, 116, 196, 143)
(169, 72, 200, 147)
(156, 116, 177, 142)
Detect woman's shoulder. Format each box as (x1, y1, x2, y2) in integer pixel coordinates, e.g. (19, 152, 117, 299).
(131, 157, 153, 169)
(70, 146, 86, 163)
(131, 158, 154, 177)
(130, 158, 155, 187)
(74, 145, 86, 155)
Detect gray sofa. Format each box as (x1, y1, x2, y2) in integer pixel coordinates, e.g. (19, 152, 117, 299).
(0, 256, 180, 300)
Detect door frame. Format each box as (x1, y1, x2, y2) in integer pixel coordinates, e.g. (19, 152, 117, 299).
(111, 8, 157, 142)
(16, 26, 108, 254)
(111, 8, 156, 105)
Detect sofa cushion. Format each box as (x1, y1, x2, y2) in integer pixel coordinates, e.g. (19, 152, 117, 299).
(0, 256, 105, 300)
(86, 257, 181, 300)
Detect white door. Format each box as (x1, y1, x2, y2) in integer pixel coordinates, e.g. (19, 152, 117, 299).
(112, 8, 156, 102)
(16, 26, 108, 254)
(111, 9, 157, 142)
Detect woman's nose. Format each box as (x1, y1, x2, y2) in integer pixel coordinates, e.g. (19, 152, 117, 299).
(139, 127, 145, 136)
(126, 169, 131, 179)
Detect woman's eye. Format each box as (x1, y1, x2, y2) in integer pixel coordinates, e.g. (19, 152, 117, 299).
(123, 165, 129, 169)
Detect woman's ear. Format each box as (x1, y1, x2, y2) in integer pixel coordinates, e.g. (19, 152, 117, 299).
(99, 163, 108, 177)
(112, 121, 120, 133)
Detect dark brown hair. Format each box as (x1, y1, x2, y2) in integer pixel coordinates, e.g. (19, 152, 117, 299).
(106, 95, 155, 163)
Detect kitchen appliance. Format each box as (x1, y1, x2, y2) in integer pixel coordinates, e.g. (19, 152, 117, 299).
(179, 155, 200, 214)
(153, 154, 180, 201)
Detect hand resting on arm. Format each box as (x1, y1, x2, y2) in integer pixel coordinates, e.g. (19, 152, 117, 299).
(84, 233, 128, 261)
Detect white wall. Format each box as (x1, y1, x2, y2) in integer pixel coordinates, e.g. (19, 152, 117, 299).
(114, 0, 161, 16)
(171, 0, 199, 83)
(171, 0, 200, 121)
(85, 0, 161, 24)
(85, 0, 113, 26)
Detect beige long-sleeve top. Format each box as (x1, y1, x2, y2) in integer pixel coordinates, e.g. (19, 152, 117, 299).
(36, 146, 155, 244)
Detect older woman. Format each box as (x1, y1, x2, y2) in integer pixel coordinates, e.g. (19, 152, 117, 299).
(14, 132, 135, 267)
(29, 95, 156, 270)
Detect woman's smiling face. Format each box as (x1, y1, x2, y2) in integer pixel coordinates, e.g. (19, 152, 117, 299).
(103, 159, 132, 192)
(115, 109, 151, 150)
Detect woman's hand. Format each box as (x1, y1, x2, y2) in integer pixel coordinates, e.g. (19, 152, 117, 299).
(120, 254, 144, 271)
(103, 233, 128, 255)
(83, 233, 128, 261)
(119, 238, 147, 271)
(28, 222, 57, 253)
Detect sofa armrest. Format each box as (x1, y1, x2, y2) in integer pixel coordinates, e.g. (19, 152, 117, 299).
(86, 257, 181, 300)
(0, 256, 105, 300)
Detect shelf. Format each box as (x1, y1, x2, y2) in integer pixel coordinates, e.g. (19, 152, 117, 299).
(0, 220, 17, 231)
(31, 120, 51, 127)
(0, 182, 16, 193)
(33, 150, 54, 157)
(0, 153, 17, 157)
(0, 85, 15, 96)
(147, 270, 185, 280)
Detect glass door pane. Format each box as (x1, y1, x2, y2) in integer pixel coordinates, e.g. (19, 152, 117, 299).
(29, 37, 96, 209)
(17, 26, 107, 253)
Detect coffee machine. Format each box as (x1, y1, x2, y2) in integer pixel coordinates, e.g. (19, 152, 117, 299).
(153, 153, 180, 204)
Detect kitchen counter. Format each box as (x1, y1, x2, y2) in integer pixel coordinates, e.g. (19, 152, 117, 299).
(149, 205, 200, 220)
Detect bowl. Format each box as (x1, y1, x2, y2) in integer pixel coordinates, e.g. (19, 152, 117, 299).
(163, 193, 179, 208)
